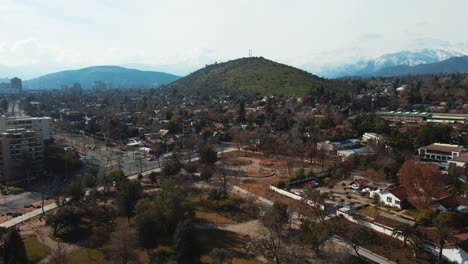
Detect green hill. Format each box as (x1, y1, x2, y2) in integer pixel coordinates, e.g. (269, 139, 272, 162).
(25, 66, 180, 89)
(165, 57, 329, 96)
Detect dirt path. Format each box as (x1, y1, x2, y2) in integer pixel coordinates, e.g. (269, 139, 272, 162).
(196, 219, 263, 236)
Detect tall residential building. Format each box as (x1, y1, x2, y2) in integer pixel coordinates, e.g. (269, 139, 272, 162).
(0, 116, 52, 141)
(0, 128, 44, 183)
(10, 77, 23, 94)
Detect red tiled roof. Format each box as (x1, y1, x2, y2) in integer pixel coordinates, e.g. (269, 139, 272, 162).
(387, 185, 408, 201)
(373, 215, 401, 229)
(436, 195, 468, 208)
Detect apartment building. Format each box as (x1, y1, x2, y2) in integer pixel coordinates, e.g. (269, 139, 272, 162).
(0, 128, 44, 183)
(0, 116, 52, 141)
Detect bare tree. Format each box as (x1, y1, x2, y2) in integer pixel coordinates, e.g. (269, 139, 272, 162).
(50, 242, 68, 264)
(109, 228, 138, 264)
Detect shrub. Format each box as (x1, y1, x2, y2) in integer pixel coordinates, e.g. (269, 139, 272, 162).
(276, 181, 286, 189)
(340, 198, 345, 203)
(184, 163, 197, 173)
(346, 195, 352, 199)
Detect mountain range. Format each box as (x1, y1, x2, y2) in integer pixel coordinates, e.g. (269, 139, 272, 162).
(370, 55, 468, 76)
(24, 66, 180, 89)
(316, 49, 466, 77)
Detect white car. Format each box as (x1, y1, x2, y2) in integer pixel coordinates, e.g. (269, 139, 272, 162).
(349, 184, 360, 190)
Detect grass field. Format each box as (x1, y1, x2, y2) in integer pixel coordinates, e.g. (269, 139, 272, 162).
(24, 235, 50, 263)
(68, 248, 106, 264)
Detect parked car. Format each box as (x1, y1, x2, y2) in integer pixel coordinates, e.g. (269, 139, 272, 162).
(349, 183, 360, 190)
(305, 181, 319, 188)
(293, 191, 304, 197)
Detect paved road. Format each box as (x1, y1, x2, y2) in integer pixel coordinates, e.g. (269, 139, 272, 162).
(0, 192, 43, 215)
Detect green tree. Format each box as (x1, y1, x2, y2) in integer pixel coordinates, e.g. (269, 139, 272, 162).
(173, 220, 199, 264)
(2, 228, 27, 264)
(136, 211, 161, 254)
(200, 166, 214, 181)
(64, 181, 85, 204)
(117, 182, 143, 222)
(198, 145, 218, 165)
(108, 170, 128, 190)
(392, 223, 417, 247)
(46, 205, 85, 236)
(236, 100, 246, 124)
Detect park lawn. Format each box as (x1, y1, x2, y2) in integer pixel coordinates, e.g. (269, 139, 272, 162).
(23, 235, 50, 263)
(197, 228, 261, 264)
(68, 248, 105, 264)
(195, 209, 238, 224)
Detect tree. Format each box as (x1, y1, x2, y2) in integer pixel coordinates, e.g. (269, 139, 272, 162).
(249, 201, 289, 264)
(236, 100, 246, 124)
(392, 223, 417, 247)
(148, 171, 158, 185)
(2, 228, 27, 264)
(336, 224, 375, 259)
(88, 226, 112, 249)
(299, 220, 331, 258)
(46, 205, 85, 236)
(109, 228, 137, 264)
(433, 212, 456, 263)
(434, 224, 455, 263)
(198, 144, 218, 165)
(117, 182, 143, 222)
(398, 161, 446, 208)
(173, 219, 199, 264)
(108, 170, 128, 191)
(208, 188, 228, 207)
(408, 233, 426, 258)
(136, 211, 161, 254)
(200, 166, 214, 181)
(49, 242, 68, 264)
(209, 248, 233, 264)
(64, 181, 84, 204)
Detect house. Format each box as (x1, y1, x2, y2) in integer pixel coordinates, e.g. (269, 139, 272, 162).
(418, 143, 464, 162)
(362, 132, 385, 143)
(449, 153, 468, 168)
(431, 195, 468, 214)
(376, 186, 408, 209)
(317, 139, 360, 152)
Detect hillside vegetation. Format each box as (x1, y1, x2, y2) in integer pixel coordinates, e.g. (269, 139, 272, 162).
(166, 57, 335, 96)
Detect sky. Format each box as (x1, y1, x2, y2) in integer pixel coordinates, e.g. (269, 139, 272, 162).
(1, 0, 468, 78)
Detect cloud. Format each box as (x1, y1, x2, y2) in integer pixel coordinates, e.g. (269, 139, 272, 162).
(358, 33, 384, 41)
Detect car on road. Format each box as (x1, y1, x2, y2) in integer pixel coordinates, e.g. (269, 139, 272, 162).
(305, 180, 319, 188)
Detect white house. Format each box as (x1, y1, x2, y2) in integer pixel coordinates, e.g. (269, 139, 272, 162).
(376, 186, 407, 209)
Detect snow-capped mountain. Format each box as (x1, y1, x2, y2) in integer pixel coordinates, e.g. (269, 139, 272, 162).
(317, 49, 466, 78)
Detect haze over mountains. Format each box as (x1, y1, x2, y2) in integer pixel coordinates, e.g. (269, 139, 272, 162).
(24, 66, 180, 89)
(315, 49, 466, 78)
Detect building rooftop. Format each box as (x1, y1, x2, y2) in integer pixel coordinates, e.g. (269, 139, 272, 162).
(422, 143, 463, 153)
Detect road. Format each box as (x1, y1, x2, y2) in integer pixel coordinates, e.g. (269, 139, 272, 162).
(0, 192, 42, 215)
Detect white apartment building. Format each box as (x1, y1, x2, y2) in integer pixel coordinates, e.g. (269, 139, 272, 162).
(0, 116, 52, 141)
